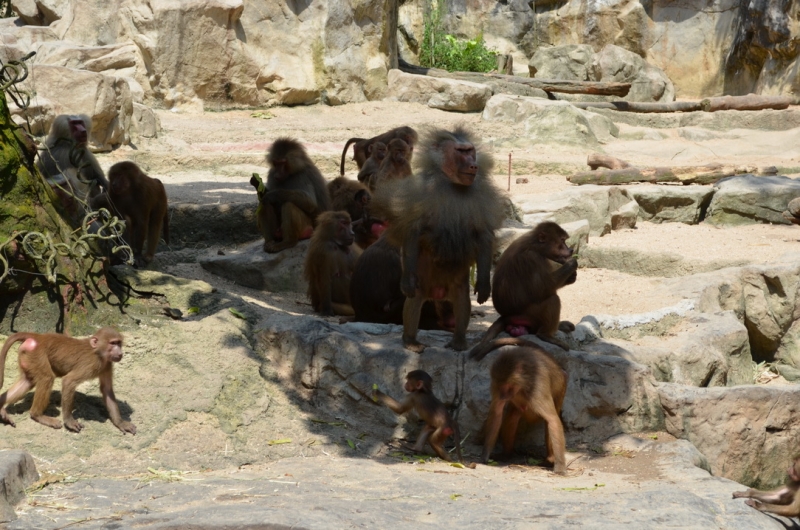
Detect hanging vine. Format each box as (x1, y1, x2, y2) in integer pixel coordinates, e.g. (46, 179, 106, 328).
(0, 50, 133, 292)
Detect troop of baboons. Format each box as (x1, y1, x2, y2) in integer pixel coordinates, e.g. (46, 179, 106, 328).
(3, 114, 790, 515)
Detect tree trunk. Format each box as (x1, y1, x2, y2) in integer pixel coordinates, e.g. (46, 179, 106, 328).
(0, 89, 124, 335)
(568, 164, 774, 186)
(702, 94, 796, 111)
(487, 74, 631, 97)
(573, 101, 705, 113)
(397, 60, 631, 96)
(573, 95, 796, 113)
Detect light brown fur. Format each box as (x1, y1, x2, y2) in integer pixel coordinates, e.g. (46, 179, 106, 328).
(0, 327, 136, 434)
(476, 338, 567, 474)
(733, 457, 800, 517)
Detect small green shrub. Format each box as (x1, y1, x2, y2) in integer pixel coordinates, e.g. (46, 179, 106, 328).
(419, 1, 498, 73)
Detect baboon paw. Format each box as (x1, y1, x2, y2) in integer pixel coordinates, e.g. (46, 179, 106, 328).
(118, 421, 137, 435)
(403, 339, 426, 354)
(64, 419, 83, 432)
(0, 411, 15, 428)
(445, 338, 468, 351)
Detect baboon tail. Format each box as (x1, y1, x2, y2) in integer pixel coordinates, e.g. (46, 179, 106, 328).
(340, 138, 364, 176)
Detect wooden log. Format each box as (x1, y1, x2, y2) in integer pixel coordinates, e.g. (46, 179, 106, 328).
(568, 164, 771, 186)
(587, 153, 631, 170)
(701, 94, 796, 112)
(487, 73, 631, 96)
(569, 168, 680, 185)
(573, 101, 704, 113)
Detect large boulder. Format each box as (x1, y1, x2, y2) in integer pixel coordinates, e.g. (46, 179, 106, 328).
(625, 185, 715, 224)
(595, 44, 674, 102)
(15, 0, 398, 109)
(528, 44, 597, 80)
(659, 383, 800, 489)
(12, 65, 133, 150)
(528, 44, 674, 103)
(584, 310, 754, 387)
(199, 240, 307, 293)
(386, 69, 493, 112)
(514, 185, 637, 236)
(256, 314, 664, 446)
(482, 94, 618, 145)
(706, 174, 800, 226)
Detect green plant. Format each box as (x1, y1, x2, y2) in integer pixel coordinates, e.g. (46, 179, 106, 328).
(419, 0, 498, 73)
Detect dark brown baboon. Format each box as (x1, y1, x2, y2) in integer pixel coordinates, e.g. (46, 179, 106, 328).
(473, 337, 567, 474)
(37, 115, 109, 222)
(369, 138, 413, 192)
(339, 126, 418, 176)
(373, 127, 505, 352)
(356, 141, 387, 184)
(350, 236, 454, 330)
(92, 161, 169, 268)
(304, 211, 362, 316)
(0, 327, 135, 434)
(469, 222, 577, 359)
(328, 177, 371, 223)
(733, 457, 800, 517)
(327, 176, 381, 249)
(251, 138, 332, 253)
(373, 370, 462, 462)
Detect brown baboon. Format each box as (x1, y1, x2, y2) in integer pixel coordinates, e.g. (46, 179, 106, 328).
(473, 337, 567, 474)
(733, 457, 800, 517)
(373, 370, 462, 462)
(369, 138, 413, 192)
(251, 138, 331, 253)
(92, 161, 169, 268)
(373, 127, 505, 353)
(0, 328, 135, 434)
(356, 141, 387, 184)
(469, 222, 577, 358)
(349, 235, 454, 330)
(339, 126, 418, 176)
(304, 211, 362, 316)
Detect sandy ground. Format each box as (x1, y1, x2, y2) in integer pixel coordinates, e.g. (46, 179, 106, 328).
(3, 101, 800, 527)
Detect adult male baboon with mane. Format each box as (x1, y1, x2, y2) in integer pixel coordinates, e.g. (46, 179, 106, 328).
(374, 127, 505, 352)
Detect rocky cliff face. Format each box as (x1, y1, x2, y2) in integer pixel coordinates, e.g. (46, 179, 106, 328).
(5, 0, 798, 109)
(398, 0, 800, 98)
(7, 0, 397, 110)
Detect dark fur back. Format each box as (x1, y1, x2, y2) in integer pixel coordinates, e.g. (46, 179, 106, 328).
(492, 230, 557, 315)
